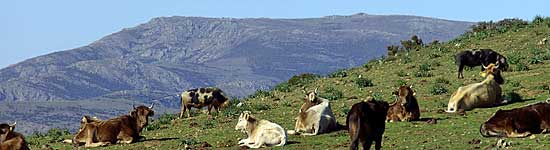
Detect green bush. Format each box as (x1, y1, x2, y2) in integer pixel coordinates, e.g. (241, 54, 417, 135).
(535, 84, 550, 90)
(371, 92, 385, 101)
(430, 84, 448, 95)
(248, 90, 272, 99)
(435, 77, 450, 84)
(319, 86, 343, 101)
(274, 82, 292, 92)
(329, 69, 348, 78)
(395, 79, 408, 87)
(419, 63, 432, 72)
(179, 138, 200, 147)
(508, 80, 521, 87)
(429, 53, 441, 58)
(528, 56, 543, 64)
(397, 70, 407, 77)
(514, 63, 529, 71)
(145, 113, 177, 131)
(402, 55, 412, 64)
(355, 77, 374, 87)
(507, 55, 521, 64)
(415, 71, 433, 77)
(288, 73, 319, 87)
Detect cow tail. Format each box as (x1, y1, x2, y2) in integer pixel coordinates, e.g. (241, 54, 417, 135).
(351, 117, 361, 144)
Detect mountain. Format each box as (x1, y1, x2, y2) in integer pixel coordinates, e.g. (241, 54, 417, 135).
(0, 14, 472, 102)
(0, 13, 472, 133)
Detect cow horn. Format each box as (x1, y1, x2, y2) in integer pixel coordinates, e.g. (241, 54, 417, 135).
(133, 104, 136, 109)
(495, 61, 500, 69)
(149, 103, 155, 109)
(482, 63, 488, 69)
(314, 88, 318, 94)
(11, 121, 16, 127)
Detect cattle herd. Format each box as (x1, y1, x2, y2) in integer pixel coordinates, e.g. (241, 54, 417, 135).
(1, 49, 550, 150)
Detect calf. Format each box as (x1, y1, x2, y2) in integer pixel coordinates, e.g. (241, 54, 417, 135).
(287, 89, 338, 135)
(235, 111, 287, 148)
(347, 98, 389, 150)
(71, 104, 155, 148)
(455, 49, 508, 78)
(179, 87, 230, 118)
(480, 102, 550, 138)
(447, 63, 504, 112)
(386, 85, 420, 122)
(0, 122, 30, 150)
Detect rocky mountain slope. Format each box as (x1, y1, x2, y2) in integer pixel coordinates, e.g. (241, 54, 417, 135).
(0, 14, 471, 102)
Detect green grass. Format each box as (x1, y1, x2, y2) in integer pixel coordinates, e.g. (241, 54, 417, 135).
(27, 18, 550, 149)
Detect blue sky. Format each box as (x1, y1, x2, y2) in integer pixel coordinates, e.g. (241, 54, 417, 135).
(1, 0, 549, 68)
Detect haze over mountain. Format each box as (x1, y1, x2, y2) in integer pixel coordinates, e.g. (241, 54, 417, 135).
(0, 13, 472, 133)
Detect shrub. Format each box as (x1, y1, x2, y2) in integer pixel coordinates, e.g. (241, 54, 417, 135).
(371, 92, 384, 101)
(250, 103, 271, 111)
(435, 77, 450, 84)
(529, 56, 543, 64)
(402, 55, 412, 64)
(419, 63, 432, 72)
(179, 138, 200, 147)
(145, 113, 177, 131)
(514, 63, 529, 71)
(387, 45, 400, 56)
(248, 90, 272, 99)
(288, 73, 319, 87)
(428, 53, 441, 58)
(319, 86, 343, 101)
(535, 84, 550, 90)
(508, 80, 521, 88)
(355, 77, 374, 87)
(507, 55, 521, 64)
(395, 79, 407, 87)
(329, 69, 348, 78)
(397, 70, 407, 77)
(415, 71, 433, 77)
(430, 84, 448, 95)
(274, 82, 292, 92)
(201, 119, 216, 130)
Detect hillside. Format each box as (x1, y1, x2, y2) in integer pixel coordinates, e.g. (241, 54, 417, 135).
(23, 17, 550, 149)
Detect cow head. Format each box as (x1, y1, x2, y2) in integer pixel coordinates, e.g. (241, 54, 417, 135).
(481, 63, 504, 84)
(0, 122, 16, 143)
(79, 116, 101, 131)
(235, 111, 256, 134)
(392, 85, 416, 106)
(497, 56, 509, 71)
(131, 104, 155, 131)
(366, 99, 390, 117)
(300, 88, 322, 113)
(480, 109, 509, 137)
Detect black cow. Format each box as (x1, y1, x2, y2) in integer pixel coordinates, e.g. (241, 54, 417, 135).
(455, 49, 508, 79)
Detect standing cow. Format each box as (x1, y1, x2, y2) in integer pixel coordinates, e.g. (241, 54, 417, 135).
(455, 49, 508, 78)
(71, 104, 155, 148)
(447, 63, 504, 112)
(347, 98, 389, 150)
(287, 89, 338, 135)
(386, 85, 420, 122)
(0, 122, 30, 150)
(179, 87, 230, 118)
(235, 111, 287, 148)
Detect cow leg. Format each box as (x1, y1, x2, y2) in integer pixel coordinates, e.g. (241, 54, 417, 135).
(508, 131, 531, 138)
(362, 138, 374, 150)
(247, 137, 264, 149)
(120, 136, 134, 144)
(374, 135, 383, 150)
(458, 64, 464, 79)
(207, 104, 213, 115)
(187, 106, 192, 118)
(349, 139, 359, 150)
(180, 105, 186, 118)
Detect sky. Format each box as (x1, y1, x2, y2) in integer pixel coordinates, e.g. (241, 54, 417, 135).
(1, 0, 549, 68)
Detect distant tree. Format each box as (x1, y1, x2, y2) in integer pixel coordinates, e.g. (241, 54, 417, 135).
(386, 45, 400, 56)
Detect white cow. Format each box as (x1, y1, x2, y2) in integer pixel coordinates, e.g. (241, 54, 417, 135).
(288, 89, 338, 135)
(235, 111, 287, 148)
(447, 63, 504, 112)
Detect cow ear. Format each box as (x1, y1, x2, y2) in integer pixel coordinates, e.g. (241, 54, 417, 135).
(82, 116, 89, 123)
(9, 122, 16, 131)
(412, 90, 417, 96)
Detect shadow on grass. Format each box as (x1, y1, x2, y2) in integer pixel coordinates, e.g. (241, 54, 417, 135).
(142, 137, 179, 142)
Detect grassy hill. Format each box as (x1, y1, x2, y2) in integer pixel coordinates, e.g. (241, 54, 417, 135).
(26, 17, 550, 149)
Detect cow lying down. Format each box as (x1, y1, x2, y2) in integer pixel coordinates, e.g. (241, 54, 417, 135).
(0, 122, 30, 150)
(65, 104, 155, 148)
(235, 111, 287, 148)
(287, 89, 338, 135)
(481, 102, 550, 138)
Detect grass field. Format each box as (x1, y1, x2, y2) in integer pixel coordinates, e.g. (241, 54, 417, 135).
(26, 18, 550, 150)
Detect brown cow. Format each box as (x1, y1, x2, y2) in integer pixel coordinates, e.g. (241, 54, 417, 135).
(480, 102, 550, 138)
(346, 98, 389, 150)
(0, 122, 30, 150)
(386, 85, 420, 122)
(179, 87, 230, 118)
(71, 104, 155, 148)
